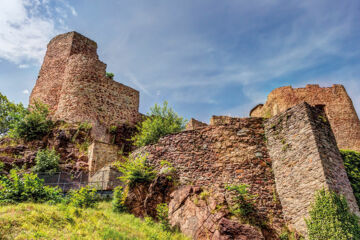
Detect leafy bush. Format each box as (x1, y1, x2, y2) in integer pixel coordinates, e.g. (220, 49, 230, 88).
(9, 101, 53, 141)
(0, 170, 63, 204)
(112, 186, 127, 212)
(340, 149, 360, 206)
(115, 154, 156, 187)
(156, 203, 171, 231)
(33, 148, 60, 174)
(225, 184, 257, 218)
(0, 92, 27, 135)
(106, 72, 115, 79)
(305, 189, 360, 240)
(68, 186, 99, 208)
(132, 101, 187, 147)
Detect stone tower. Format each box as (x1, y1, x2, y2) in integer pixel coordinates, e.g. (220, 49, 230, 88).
(250, 84, 360, 152)
(30, 32, 141, 142)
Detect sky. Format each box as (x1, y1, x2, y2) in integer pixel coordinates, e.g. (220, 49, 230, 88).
(0, 0, 360, 122)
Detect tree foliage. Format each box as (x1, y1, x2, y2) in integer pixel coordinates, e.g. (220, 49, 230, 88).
(340, 149, 360, 206)
(0, 92, 27, 135)
(305, 189, 360, 240)
(132, 101, 187, 147)
(33, 148, 60, 174)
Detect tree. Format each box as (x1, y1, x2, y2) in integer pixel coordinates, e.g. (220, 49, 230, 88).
(0, 92, 27, 135)
(132, 101, 187, 147)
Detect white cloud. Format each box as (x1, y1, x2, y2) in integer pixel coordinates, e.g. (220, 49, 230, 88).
(0, 0, 76, 66)
(22, 89, 29, 94)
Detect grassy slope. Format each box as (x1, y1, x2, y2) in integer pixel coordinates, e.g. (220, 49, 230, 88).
(0, 202, 188, 240)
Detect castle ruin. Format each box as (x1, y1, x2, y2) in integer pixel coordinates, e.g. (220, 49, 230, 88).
(24, 32, 360, 239)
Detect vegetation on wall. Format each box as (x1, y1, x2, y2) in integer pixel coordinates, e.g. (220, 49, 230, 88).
(226, 184, 257, 219)
(305, 189, 360, 240)
(106, 72, 115, 79)
(340, 149, 360, 206)
(33, 148, 60, 174)
(132, 101, 187, 147)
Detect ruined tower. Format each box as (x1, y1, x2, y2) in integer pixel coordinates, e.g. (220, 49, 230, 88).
(250, 84, 360, 152)
(30, 32, 141, 142)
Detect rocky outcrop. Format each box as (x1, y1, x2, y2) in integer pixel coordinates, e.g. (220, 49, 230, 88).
(168, 186, 264, 240)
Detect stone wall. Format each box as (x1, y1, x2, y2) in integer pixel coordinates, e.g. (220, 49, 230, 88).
(185, 118, 207, 130)
(88, 141, 119, 175)
(134, 116, 285, 234)
(30, 32, 141, 142)
(265, 102, 359, 236)
(250, 84, 360, 152)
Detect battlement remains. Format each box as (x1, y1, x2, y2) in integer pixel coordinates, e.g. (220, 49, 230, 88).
(250, 84, 360, 151)
(30, 32, 141, 142)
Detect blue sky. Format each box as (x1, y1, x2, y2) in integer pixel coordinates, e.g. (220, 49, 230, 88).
(1, 0, 360, 122)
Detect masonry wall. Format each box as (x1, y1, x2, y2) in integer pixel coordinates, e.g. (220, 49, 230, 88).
(265, 102, 359, 236)
(251, 84, 360, 152)
(134, 116, 285, 233)
(88, 141, 119, 175)
(30, 32, 141, 142)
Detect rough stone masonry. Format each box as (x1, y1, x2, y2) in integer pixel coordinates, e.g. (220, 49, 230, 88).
(30, 32, 141, 142)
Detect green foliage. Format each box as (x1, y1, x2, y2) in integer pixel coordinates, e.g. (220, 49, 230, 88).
(112, 186, 127, 212)
(225, 184, 257, 218)
(0, 162, 4, 172)
(340, 149, 360, 206)
(9, 101, 53, 141)
(0, 92, 27, 135)
(109, 125, 118, 134)
(0, 170, 63, 204)
(33, 148, 60, 174)
(78, 121, 92, 131)
(115, 154, 156, 187)
(305, 189, 360, 240)
(132, 101, 187, 147)
(0, 201, 189, 239)
(67, 186, 99, 208)
(156, 203, 171, 231)
(106, 72, 115, 79)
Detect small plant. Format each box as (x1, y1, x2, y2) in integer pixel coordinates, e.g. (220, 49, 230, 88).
(305, 189, 360, 240)
(109, 125, 118, 134)
(33, 148, 60, 174)
(199, 190, 210, 201)
(106, 72, 115, 79)
(76, 141, 90, 155)
(132, 101, 187, 147)
(9, 101, 53, 141)
(78, 122, 92, 131)
(156, 203, 171, 231)
(225, 184, 257, 219)
(112, 186, 127, 212)
(115, 154, 156, 187)
(0, 169, 63, 203)
(0, 162, 4, 172)
(68, 186, 99, 208)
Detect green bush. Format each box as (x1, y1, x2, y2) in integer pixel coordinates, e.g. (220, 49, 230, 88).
(9, 101, 53, 141)
(68, 186, 99, 208)
(112, 186, 127, 212)
(305, 189, 360, 240)
(106, 72, 115, 79)
(0, 170, 63, 204)
(116, 155, 156, 187)
(33, 148, 60, 174)
(132, 101, 187, 147)
(225, 184, 257, 218)
(340, 149, 360, 206)
(0, 92, 27, 135)
(156, 203, 171, 231)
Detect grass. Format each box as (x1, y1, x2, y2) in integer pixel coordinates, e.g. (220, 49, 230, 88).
(0, 201, 189, 240)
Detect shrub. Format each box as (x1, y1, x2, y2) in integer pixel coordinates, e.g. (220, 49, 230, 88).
(78, 121, 92, 131)
(340, 149, 360, 206)
(112, 186, 127, 212)
(305, 189, 360, 240)
(0, 170, 63, 204)
(115, 154, 156, 187)
(225, 184, 257, 220)
(106, 72, 115, 79)
(33, 148, 60, 174)
(68, 186, 99, 208)
(132, 101, 187, 147)
(0, 92, 27, 135)
(9, 101, 53, 141)
(156, 203, 171, 231)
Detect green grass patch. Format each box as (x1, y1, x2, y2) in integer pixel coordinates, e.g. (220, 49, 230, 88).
(0, 201, 189, 240)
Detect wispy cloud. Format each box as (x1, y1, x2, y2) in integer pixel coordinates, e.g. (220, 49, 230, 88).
(0, 0, 76, 66)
